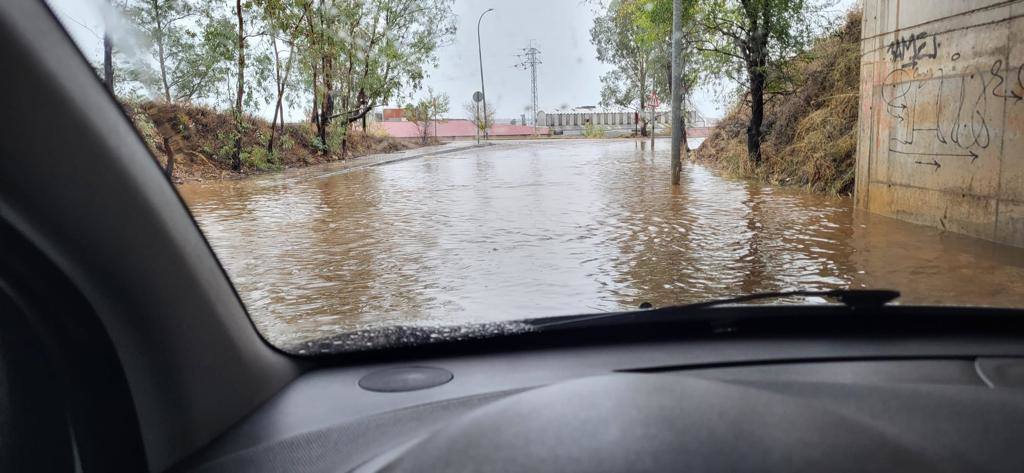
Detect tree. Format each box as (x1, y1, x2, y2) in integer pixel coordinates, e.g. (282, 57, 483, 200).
(103, 31, 114, 93)
(299, 0, 456, 155)
(695, 0, 824, 164)
(258, 0, 309, 154)
(404, 89, 449, 145)
(123, 0, 235, 103)
(590, 0, 668, 137)
(232, 0, 246, 170)
(462, 100, 495, 133)
(635, 0, 701, 152)
(223, 0, 275, 169)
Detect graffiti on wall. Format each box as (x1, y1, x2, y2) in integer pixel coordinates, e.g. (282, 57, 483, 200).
(886, 31, 940, 68)
(880, 29, 1024, 170)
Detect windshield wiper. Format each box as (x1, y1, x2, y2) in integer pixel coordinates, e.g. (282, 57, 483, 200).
(532, 289, 900, 330)
(651, 289, 900, 311)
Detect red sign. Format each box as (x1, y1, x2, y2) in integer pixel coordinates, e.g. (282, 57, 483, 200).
(648, 93, 660, 109)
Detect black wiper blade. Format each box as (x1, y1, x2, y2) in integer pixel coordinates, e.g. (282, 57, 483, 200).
(660, 289, 901, 311)
(532, 289, 900, 330)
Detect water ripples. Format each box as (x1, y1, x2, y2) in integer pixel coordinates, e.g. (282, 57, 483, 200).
(179, 139, 1024, 347)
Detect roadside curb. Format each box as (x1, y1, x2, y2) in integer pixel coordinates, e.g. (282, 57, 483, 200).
(363, 142, 492, 169)
(314, 142, 491, 179)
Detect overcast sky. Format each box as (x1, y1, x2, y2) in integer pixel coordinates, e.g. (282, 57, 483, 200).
(422, 0, 619, 119)
(421, 0, 734, 120)
(409, 0, 856, 120)
(49, 0, 857, 121)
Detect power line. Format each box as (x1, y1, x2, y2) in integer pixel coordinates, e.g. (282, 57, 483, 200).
(52, 6, 103, 41)
(514, 41, 541, 133)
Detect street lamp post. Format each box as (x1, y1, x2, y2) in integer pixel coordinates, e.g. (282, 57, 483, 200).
(477, 8, 494, 140)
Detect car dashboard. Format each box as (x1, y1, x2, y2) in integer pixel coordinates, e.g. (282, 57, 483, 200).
(177, 334, 1024, 473)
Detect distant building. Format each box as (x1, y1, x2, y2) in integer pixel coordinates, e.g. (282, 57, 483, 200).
(537, 97, 715, 133)
(371, 119, 548, 140)
(382, 108, 404, 121)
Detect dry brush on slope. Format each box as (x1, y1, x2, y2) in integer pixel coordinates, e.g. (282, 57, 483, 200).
(695, 9, 862, 195)
(126, 102, 417, 182)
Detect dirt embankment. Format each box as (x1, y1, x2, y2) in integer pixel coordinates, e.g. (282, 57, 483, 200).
(124, 102, 419, 183)
(695, 10, 862, 195)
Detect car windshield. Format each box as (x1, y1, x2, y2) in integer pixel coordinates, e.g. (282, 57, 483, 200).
(46, 0, 1024, 354)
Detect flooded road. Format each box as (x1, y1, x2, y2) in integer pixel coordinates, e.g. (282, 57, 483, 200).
(179, 139, 1024, 348)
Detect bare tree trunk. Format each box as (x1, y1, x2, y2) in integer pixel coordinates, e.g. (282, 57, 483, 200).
(103, 31, 114, 94)
(278, 102, 285, 133)
(311, 69, 320, 127)
(232, 0, 245, 171)
(747, 67, 765, 165)
(744, 8, 768, 166)
(267, 10, 304, 154)
(680, 49, 691, 157)
(307, 3, 321, 136)
(268, 35, 282, 154)
(162, 136, 175, 179)
(319, 58, 332, 148)
(639, 96, 648, 137)
(153, 4, 171, 102)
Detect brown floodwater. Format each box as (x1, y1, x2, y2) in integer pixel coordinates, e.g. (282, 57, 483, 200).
(178, 139, 1024, 348)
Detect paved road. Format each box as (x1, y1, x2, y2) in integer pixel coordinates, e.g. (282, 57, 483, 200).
(178, 139, 1024, 348)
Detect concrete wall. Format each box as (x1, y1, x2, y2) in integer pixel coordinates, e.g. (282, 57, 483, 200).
(856, 0, 1024, 247)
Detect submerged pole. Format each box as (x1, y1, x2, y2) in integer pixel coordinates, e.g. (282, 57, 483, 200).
(670, 0, 683, 185)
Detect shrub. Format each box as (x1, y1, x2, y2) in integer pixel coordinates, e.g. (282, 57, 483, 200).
(211, 130, 239, 163)
(583, 122, 606, 138)
(326, 124, 347, 153)
(127, 104, 161, 151)
(280, 134, 296, 152)
(242, 146, 281, 171)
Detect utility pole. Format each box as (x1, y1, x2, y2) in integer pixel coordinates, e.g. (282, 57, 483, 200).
(477, 8, 495, 140)
(473, 90, 483, 144)
(670, 0, 683, 184)
(515, 41, 542, 135)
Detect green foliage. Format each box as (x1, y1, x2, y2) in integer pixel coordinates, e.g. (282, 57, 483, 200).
(172, 111, 192, 137)
(301, 0, 458, 134)
(122, 0, 236, 102)
(633, 0, 702, 92)
(403, 88, 450, 144)
(591, 0, 664, 113)
(695, 10, 862, 194)
(326, 124, 348, 153)
(98, 0, 457, 162)
(301, 126, 328, 153)
(583, 122, 606, 138)
(241, 146, 281, 170)
(127, 104, 162, 150)
(694, 0, 830, 98)
(280, 134, 296, 152)
(212, 129, 240, 163)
